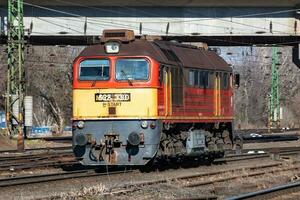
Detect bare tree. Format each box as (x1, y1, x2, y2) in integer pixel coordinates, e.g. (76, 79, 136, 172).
(25, 46, 83, 133)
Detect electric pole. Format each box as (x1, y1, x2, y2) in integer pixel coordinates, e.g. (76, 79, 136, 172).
(269, 46, 280, 129)
(6, 0, 25, 151)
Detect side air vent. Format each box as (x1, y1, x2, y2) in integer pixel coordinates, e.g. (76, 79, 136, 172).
(160, 48, 180, 62)
(153, 41, 181, 62)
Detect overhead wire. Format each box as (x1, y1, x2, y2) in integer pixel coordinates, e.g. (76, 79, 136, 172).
(165, 8, 293, 35)
(24, 1, 295, 36)
(54, 0, 295, 30)
(21, 0, 299, 20)
(136, 0, 296, 36)
(210, 0, 296, 32)
(23, 2, 82, 17)
(16, 1, 300, 46)
(54, 0, 177, 23)
(23, 2, 166, 35)
(60, 0, 295, 35)
(139, 0, 298, 22)
(35, 17, 83, 34)
(23, 1, 255, 46)
(56, 16, 263, 36)
(26, 59, 72, 64)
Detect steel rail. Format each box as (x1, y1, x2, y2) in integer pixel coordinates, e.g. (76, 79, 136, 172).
(107, 162, 284, 195)
(0, 151, 73, 162)
(0, 146, 298, 172)
(173, 196, 218, 200)
(0, 160, 78, 172)
(217, 149, 300, 163)
(226, 180, 300, 200)
(226, 146, 300, 155)
(0, 152, 76, 172)
(235, 128, 300, 134)
(0, 169, 132, 187)
(184, 165, 300, 188)
(103, 163, 300, 199)
(0, 146, 72, 154)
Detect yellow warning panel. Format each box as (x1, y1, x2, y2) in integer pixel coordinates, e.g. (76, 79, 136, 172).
(73, 88, 158, 119)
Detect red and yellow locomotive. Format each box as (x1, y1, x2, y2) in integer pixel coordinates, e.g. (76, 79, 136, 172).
(72, 29, 238, 166)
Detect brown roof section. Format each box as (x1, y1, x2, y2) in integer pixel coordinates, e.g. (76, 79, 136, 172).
(78, 39, 231, 72)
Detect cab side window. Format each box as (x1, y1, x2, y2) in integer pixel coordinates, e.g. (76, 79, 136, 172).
(188, 69, 210, 89)
(221, 72, 228, 89)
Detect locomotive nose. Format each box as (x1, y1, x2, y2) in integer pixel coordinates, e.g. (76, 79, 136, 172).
(127, 132, 140, 146)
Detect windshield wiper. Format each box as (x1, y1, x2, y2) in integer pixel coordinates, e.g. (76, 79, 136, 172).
(121, 70, 133, 86)
(91, 65, 106, 87)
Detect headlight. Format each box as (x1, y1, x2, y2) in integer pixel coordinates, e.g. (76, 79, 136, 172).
(75, 134, 87, 146)
(105, 42, 120, 54)
(77, 121, 85, 129)
(141, 121, 148, 129)
(128, 132, 140, 146)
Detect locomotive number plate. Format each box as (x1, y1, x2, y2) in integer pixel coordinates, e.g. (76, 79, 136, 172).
(95, 93, 131, 102)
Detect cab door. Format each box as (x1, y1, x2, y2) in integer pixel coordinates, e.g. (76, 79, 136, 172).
(214, 72, 221, 116)
(163, 66, 172, 116)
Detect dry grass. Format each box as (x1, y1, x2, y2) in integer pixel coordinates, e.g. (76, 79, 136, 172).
(0, 129, 8, 136)
(55, 184, 107, 200)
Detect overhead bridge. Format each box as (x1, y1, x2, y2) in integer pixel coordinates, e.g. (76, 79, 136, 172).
(1, 0, 300, 46)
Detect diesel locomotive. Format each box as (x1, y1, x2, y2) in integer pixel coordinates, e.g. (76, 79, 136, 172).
(72, 29, 239, 166)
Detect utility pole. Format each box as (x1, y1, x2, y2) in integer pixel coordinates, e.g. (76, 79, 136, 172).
(269, 46, 280, 129)
(6, 0, 25, 151)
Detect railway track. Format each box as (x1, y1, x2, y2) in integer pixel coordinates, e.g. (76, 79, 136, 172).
(226, 146, 300, 155)
(216, 147, 300, 163)
(0, 148, 73, 161)
(236, 128, 300, 135)
(0, 149, 293, 186)
(0, 153, 77, 172)
(0, 147, 75, 172)
(0, 148, 298, 200)
(0, 169, 132, 187)
(0, 146, 72, 154)
(227, 180, 300, 200)
(0, 146, 299, 172)
(106, 161, 300, 197)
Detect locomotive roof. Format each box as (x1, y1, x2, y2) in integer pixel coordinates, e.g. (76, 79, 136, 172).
(78, 39, 232, 71)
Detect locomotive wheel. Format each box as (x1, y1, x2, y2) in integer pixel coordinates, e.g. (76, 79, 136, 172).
(224, 142, 233, 150)
(222, 130, 230, 138)
(216, 132, 222, 138)
(215, 139, 225, 151)
(221, 130, 232, 150)
(208, 141, 218, 151)
(234, 136, 243, 154)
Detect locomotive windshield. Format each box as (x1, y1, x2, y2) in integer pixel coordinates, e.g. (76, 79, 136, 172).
(115, 59, 149, 81)
(79, 59, 110, 80)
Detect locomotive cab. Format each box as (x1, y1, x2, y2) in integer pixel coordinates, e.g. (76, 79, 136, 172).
(72, 30, 162, 165)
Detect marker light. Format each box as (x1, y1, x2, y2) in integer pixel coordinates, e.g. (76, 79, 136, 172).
(105, 42, 120, 54)
(141, 121, 148, 129)
(150, 122, 156, 129)
(77, 121, 85, 129)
